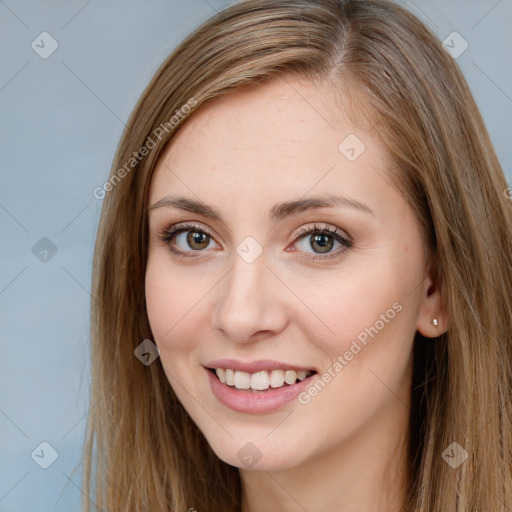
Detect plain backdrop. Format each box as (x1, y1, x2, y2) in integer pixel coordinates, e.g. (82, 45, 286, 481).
(1, 1, 511, 510)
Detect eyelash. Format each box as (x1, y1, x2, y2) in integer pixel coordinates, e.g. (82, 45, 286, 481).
(157, 221, 353, 261)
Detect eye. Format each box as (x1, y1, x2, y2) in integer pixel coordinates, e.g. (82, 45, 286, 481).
(157, 221, 352, 260)
(157, 222, 219, 257)
(291, 223, 352, 260)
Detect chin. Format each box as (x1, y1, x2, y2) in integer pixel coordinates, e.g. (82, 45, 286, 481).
(204, 429, 312, 472)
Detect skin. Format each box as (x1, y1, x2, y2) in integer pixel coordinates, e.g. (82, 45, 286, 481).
(145, 77, 448, 512)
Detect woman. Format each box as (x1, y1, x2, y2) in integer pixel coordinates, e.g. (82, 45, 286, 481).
(83, 0, 512, 510)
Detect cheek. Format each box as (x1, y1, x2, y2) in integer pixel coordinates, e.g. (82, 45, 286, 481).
(290, 265, 418, 445)
(144, 259, 208, 408)
(144, 257, 205, 352)
(292, 242, 422, 372)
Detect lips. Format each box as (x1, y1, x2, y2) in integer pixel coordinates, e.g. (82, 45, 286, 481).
(203, 359, 318, 413)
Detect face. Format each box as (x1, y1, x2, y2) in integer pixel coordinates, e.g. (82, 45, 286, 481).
(145, 77, 432, 472)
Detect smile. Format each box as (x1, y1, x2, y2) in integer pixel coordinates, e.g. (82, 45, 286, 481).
(204, 360, 318, 413)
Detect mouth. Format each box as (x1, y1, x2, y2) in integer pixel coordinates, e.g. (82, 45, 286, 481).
(206, 367, 317, 392)
(203, 359, 319, 413)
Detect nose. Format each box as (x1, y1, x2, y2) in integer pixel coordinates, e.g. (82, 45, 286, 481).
(211, 249, 289, 344)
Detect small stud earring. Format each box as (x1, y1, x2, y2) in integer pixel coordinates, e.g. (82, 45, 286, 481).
(432, 318, 438, 326)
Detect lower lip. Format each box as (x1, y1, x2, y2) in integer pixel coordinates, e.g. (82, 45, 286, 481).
(206, 368, 316, 414)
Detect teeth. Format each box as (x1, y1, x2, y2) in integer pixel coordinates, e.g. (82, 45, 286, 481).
(251, 371, 270, 390)
(225, 368, 235, 386)
(233, 371, 251, 389)
(269, 369, 285, 388)
(214, 367, 313, 390)
(284, 370, 297, 385)
(297, 370, 307, 381)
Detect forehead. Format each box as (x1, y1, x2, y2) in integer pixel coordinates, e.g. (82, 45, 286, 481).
(148, 78, 392, 214)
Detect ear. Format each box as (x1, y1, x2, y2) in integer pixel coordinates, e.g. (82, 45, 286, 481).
(416, 264, 449, 338)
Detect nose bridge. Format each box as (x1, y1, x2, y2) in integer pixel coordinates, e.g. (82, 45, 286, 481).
(221, 248, 268, 317)
(212, 244, 286, 342)
(231, 253, 264, 302)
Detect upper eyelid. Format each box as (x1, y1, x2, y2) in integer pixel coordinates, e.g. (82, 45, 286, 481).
(165, 221, 217, 239)
(161, 221, 347, 237)
(295, 222, 350, 239)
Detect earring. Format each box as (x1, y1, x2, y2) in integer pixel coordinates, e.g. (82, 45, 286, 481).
(432, 318, 438, 326)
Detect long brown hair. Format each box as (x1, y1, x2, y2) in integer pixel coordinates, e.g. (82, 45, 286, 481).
(83, 0, 512, 510)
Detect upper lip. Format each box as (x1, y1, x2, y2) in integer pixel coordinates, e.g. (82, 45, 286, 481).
(203, 359, 317, 373)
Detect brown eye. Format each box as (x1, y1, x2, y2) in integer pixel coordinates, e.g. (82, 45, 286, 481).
(186, 231, 210, 250)
(157, 222, 219, 257)
(309, 233, 334, 253)
(293, 223, 352, 260)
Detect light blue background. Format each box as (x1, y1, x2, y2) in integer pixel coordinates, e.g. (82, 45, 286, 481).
(1, 1, 510, 510)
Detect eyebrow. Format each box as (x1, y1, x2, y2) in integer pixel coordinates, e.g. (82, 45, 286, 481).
(147, 194, 374, 223)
